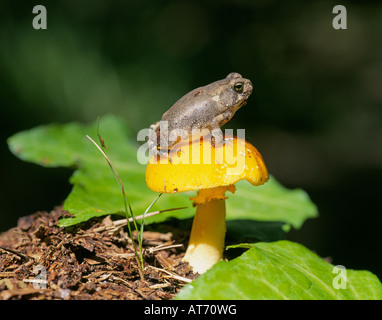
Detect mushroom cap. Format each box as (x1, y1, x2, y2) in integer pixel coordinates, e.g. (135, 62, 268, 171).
(146, 135, 268, 193)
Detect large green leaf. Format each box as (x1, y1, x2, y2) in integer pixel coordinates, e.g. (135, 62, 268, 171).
(176, 240, 382, 300)
(8, 115, 193, 226)
(7, 115, 317, 234)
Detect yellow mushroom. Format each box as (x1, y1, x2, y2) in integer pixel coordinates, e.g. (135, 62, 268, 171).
(145, 135, 269, 274)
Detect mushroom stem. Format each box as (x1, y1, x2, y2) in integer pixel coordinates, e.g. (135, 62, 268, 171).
(183, 187, 229, 274)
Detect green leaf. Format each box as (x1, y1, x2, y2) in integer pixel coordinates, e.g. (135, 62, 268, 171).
(228, 178, 317, 230)
(7, 115, 317, 232)
(176, 240, 382, 300)
(7, 115, 195, 226)
(226, 220, 286, 243)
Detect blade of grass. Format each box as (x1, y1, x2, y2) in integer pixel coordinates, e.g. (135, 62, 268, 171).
(139, 193, 162, 261)
(95, 118, 146, 269)
(86, 134, 144, 279)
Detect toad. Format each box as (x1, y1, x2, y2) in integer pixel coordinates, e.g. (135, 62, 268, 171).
(148, 72, 253, 157)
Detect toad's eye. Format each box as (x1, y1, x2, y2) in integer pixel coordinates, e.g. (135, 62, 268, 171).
(233, 82, 244, 93)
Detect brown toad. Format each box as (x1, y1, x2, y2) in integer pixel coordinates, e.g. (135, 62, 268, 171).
(148, 72, 253, 156)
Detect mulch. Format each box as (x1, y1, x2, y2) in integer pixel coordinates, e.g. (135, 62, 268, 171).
(0, 207, 198, 300)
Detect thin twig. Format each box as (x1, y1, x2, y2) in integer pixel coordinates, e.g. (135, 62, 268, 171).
(149, 266, 193, 283)
(113, 243, 183, 259)
(148, 243, 183, 254)
(92, 207, 187, 233)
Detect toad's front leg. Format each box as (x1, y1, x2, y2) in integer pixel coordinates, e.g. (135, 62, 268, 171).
(149, 121, 182, 158)
(148, 121, 161, 157)
(210, 112, 234, 147)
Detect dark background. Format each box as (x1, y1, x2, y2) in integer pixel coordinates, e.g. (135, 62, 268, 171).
(1, 1, 381, 279)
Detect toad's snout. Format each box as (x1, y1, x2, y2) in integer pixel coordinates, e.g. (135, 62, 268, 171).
(244, 80, 253, 98)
